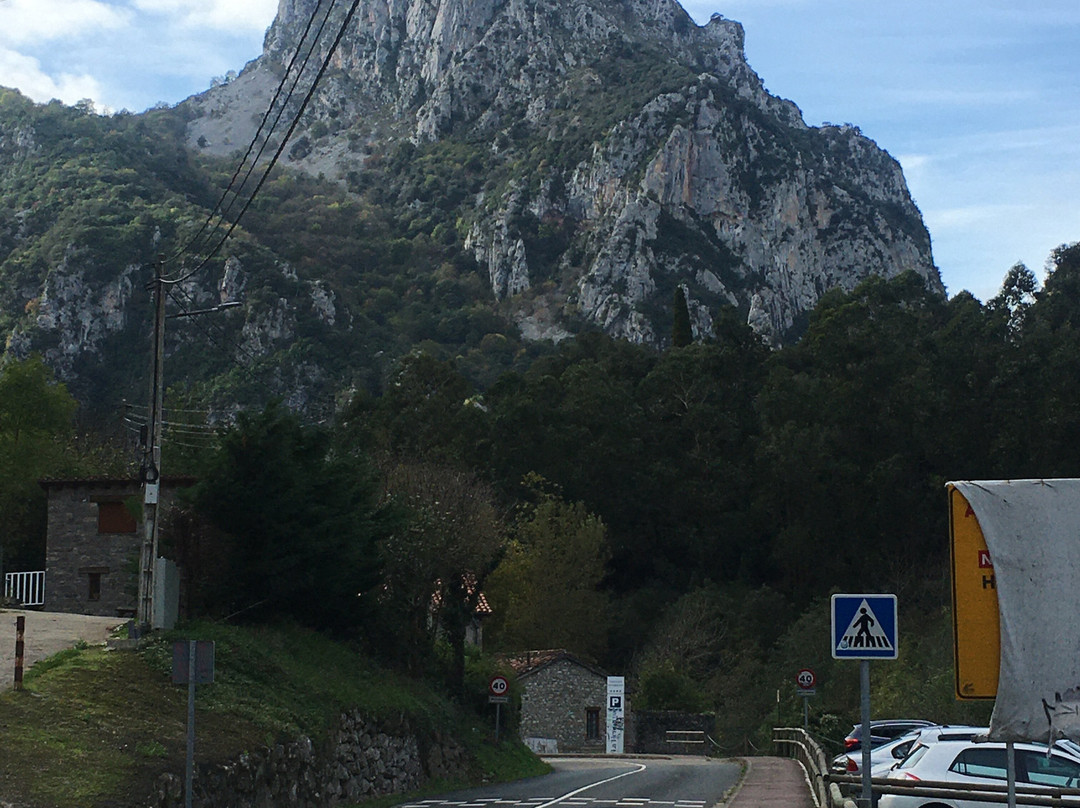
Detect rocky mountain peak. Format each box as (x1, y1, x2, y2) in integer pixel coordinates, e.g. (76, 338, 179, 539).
(184, 0, 946, 353)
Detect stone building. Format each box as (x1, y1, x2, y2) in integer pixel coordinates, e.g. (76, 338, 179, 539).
(504, 649, 628, 753)
(41, 477, 194, 617)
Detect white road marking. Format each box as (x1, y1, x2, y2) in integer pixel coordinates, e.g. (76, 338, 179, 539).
(534, 763, 648, 808)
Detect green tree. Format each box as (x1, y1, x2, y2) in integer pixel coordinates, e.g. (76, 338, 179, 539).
(376, 461, 504, 690)
(366, 352, 484, 464)
(485, 476, 611, 659)
(187, 402, 388, 635)
(633, 587, 723, 712)
(0, 355, 79, 571)
(671, 285, 693, 347)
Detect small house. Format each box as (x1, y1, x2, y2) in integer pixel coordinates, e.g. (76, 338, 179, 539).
(40, 477, 194, 617)
(503, 649, 629, 752)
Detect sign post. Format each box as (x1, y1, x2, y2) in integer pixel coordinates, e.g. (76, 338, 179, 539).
(832, 594, 897, 808)
(488, 675, 509, 743)
(172, 640, 215, 808)
(606, 676, 625, 754)
(796, 668, 816, 728)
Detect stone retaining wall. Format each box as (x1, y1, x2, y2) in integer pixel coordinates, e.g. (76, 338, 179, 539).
(149, 710, 470, 808)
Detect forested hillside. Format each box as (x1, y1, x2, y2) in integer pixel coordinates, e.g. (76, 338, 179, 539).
(2, 0, 1077, 746)
(8, 243, 1075, 747)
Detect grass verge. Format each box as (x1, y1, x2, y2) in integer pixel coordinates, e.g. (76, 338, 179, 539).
(0, 620, 548, 807)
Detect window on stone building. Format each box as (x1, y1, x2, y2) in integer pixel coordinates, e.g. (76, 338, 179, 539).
(97, 500, 137, 534)
(88, 572, 101, 601)
(586, 708, 600, 740)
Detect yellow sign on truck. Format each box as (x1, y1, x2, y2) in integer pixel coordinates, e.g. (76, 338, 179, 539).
(948, 485, 1000, 699)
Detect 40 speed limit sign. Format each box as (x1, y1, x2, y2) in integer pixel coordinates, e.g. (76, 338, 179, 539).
(489, 675, 509, 696)
(796, 668, 816, 690)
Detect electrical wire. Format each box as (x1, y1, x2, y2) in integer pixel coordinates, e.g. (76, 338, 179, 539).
(163, 0, 363, 286)
(166, 0, 333, 265)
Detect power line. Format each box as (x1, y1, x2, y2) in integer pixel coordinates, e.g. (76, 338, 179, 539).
(164, 0, 363, 286)
(167, 0, 334, 266)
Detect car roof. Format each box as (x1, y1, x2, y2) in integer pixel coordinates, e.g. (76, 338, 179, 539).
(906, 735, 1080, 762)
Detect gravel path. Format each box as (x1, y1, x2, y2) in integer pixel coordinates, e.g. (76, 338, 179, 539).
(0, 609, 124, 691)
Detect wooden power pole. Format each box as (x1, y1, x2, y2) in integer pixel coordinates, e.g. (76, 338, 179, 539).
(136, 257, 166, 631)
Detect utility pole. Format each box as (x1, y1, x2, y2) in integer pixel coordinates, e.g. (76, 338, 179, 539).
(136, 257, 166, 632)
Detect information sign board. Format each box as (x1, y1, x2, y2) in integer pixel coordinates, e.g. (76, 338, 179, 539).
(948, 485, 999, 699)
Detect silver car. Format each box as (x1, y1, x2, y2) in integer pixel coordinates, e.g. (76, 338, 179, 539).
(832, 729, 926, 778)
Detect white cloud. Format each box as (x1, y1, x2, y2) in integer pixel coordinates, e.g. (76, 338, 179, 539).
(0, 47, 103, 105)
(132, 0, 278, 32)
(0, 0, 129, 46)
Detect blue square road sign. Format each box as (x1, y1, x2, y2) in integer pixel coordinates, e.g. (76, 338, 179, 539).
(831, 594, 897, 660)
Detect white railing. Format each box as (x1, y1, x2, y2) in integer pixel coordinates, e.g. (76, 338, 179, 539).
(4, 571, 45, 607)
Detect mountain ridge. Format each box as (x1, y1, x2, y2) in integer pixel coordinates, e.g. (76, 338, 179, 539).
(0, 0, 941, 413)
(185, 0, 939, 346)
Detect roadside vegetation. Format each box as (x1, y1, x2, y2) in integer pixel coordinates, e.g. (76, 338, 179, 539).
(0, 621, 547, 807)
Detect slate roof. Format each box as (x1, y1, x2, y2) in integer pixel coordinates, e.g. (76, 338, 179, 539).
(501, 649, 607, 679)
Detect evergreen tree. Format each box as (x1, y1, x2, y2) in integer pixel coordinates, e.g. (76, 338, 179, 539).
(671, 285, 693, 347)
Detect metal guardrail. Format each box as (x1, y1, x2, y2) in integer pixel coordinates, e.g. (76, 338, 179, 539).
(4, 571, 45, 607)
(774, 727, 829, 808)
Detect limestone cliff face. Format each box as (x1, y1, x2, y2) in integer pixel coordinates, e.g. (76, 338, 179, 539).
(189, 0, 940, 347)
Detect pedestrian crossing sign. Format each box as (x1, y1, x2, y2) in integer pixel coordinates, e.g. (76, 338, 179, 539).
(831, 594, 898, 660)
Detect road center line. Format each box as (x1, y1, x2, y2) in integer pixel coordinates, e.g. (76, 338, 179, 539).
(534, 764, 648, 808)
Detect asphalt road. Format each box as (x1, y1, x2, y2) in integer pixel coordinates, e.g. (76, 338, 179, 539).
(394, 755, 743, 808)
(0, 609, 123, 691)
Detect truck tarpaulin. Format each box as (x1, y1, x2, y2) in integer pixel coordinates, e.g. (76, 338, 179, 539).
(949, 479, 1080, 744)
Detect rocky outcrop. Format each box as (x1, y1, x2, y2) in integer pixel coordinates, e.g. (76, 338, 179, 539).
(149, 711, 470, 808)
(184, 0, 940, 347)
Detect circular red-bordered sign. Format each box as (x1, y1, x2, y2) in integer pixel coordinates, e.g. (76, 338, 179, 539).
(796, 668, 816, 690)
(489, 675, 509, 696)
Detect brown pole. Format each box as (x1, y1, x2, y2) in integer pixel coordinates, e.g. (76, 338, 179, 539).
(14, 614, 25, 690)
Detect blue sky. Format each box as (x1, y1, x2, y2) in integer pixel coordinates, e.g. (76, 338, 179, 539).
(1, 0, 1077, 303)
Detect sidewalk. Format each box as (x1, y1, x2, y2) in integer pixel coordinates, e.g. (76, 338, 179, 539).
(1, 609, 123, 691)
(726, 756, 814, 808)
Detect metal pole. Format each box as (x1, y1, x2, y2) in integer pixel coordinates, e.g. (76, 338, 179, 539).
(495, 702, 501, 744)
(803, 695, 809, 730)
(860, 659, 871, 808)
(13, 615, 25, 690)
(185, 640, 196, 808)
(1006, 741, 1016, 808)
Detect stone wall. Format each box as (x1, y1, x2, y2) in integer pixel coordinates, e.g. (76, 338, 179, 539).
(632, 710, 715, 756)
(149, 711, 470, 808)
(42, 478, 191, 617)
(519, 658, 607, 752)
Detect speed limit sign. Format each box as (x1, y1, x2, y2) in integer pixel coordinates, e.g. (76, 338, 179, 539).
(796, 668, 816, 690)
(489, 675, 509, 696)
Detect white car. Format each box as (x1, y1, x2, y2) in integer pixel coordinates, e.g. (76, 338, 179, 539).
(877, 727, 1080, 808)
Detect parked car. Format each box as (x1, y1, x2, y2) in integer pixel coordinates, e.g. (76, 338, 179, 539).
(832, 729, 927, 779)
(843, 719, 938, 753)
(877, 726, 1080, 808)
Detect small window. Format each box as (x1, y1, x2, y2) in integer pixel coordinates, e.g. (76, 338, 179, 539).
(586, 708, 600, 740)
(97, 501, 137, 534)
(1023, 751, 1080, 787)
(896, 744, 930, 770)
(950, 747, 1008, 780)
(88, 572, 101, 601)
